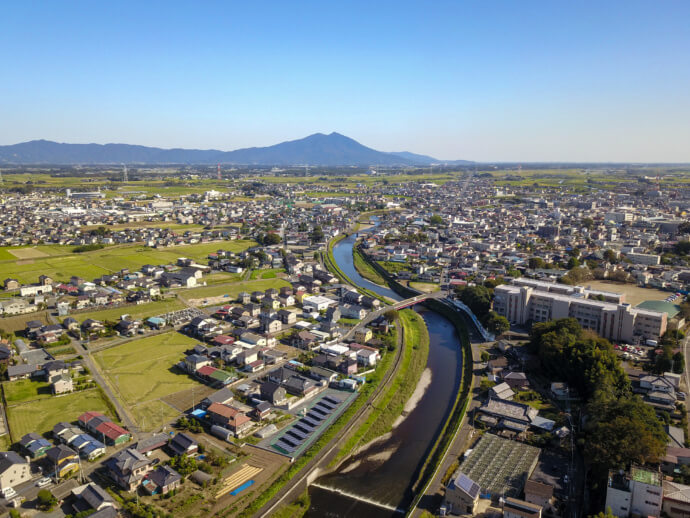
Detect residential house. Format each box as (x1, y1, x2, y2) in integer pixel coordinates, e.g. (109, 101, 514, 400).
(105, 448, 154, 491)
(0, 451, 31, 490)
(168, 433, 198, 457)
(143, 465, 182, 495)
(51, 373, 74, 394)
(45, 444, 79, 478)
(207, 403, 252, 435)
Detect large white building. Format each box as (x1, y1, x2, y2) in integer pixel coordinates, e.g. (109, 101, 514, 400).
(605, 467, 662, 518)
(493, 279, 667, 342)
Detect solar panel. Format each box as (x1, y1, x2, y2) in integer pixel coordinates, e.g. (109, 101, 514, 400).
(456, 473, 480, 498)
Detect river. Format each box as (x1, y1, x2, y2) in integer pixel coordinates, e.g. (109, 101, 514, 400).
(305, 224, 464, 517)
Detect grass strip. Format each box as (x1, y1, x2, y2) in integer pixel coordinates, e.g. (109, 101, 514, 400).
(353, 246, 387, 285)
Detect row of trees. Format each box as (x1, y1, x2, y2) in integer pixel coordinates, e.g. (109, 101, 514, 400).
(454, 284, 510, 335)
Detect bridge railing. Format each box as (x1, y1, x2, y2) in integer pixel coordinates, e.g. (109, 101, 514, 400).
(444, 298, 495, 342)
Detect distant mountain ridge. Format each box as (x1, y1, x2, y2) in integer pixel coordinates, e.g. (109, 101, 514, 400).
(0, 132, 472, 166)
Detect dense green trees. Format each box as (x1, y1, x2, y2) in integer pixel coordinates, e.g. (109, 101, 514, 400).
(485, 311, 510, 335)
(530, 318, 666, 470)
(429, 214, 443, 225)
(455, 285, 491, 317)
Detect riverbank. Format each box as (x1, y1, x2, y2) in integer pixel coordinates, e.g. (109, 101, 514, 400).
(353, 245, 387, 285)
(332, 309, 431, 463)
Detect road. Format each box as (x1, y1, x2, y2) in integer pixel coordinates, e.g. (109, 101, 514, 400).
(339, 291, 445, 342)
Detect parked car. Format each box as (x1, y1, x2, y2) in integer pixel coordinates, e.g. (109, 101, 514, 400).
(2, 487, 17, 499)
(36, 477, 52, 488)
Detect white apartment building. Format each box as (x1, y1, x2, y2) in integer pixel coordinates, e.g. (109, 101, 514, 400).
(605, 467, 662, 518)
(626, 252, 661, 266)
(494, 280, 666, 342)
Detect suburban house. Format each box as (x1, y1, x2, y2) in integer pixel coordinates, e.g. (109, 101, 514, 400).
(45, 444, 79, 478)
(71, 482, 116, 515)
(207, 403, 252, 435)
(105, 448, 154, 491)
(167, 433, 198, 457)
(51, 372, 74, 394)
(143, 465, 182, 495)
(0, 451, 31, 490)
(20, 433, 51, 458)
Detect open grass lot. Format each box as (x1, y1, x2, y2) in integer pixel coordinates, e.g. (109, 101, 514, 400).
(249, 268, 285, 280)
(204, 272, 244, 284)
(184, 278, 290, 301)
(3, 379, 52, 404)
(584, 280, 670, 306)
(0, 239, 256, 284)
(6, 388, 115, 440)
(93, 331, 204, 431)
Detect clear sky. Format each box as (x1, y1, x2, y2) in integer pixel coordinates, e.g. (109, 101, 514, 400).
(1, 1, 689, 162)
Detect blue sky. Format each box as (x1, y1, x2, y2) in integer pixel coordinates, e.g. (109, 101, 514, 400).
(1, 1, 689, 162)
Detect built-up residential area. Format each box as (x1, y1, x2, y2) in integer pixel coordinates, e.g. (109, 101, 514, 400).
(0, 166, 689, 518)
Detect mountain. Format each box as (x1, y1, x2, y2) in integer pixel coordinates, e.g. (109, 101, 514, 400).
(0, 133, 472, 166)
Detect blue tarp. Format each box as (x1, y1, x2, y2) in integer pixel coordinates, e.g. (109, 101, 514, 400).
(230, 480, 254, 495)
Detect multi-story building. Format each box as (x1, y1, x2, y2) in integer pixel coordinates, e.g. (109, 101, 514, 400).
(605, 466, 662, 518)
(494, 280, 666, 342)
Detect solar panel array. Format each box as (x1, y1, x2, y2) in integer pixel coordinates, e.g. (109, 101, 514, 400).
(273, 395, 344, 455)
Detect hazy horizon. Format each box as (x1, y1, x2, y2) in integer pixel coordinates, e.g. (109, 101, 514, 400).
(1, 1, 689, 162)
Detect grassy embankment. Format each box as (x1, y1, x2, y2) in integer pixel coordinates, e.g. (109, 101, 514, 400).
(353, 246, 386, 285)
(333, 309, 429, 462)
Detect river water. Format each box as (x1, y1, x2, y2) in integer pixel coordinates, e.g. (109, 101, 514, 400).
(305, 226, 463, 517)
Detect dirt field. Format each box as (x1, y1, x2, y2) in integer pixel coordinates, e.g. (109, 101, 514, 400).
(161, 384, 216, 412)
(210, 445, 291, 515)
(584, 281, 670, 306)
(8, 248, 48, 259)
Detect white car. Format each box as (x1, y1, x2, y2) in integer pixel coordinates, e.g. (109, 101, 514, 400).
(2, 487, 17, 499)
(36, 477, 52, 488)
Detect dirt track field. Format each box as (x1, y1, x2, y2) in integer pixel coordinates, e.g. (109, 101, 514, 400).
(8, 247, 49, 259)
(585, 280, 670, 306)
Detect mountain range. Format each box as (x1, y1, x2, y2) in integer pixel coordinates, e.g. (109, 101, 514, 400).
(0, 132, 472, 166)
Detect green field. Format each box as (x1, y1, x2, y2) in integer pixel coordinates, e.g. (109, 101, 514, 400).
(183, 278, 290, 301)
(249, 268, 285, 280)
(3, 379, 52, 404)
(0, 240, 256, 284)
(93, 331, 203, 430)
(6, 389, 115, 440)
(66, 298, 187, 324)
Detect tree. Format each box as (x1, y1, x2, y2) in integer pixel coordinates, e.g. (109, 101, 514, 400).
(480, 350, 490, 362)
(310, 226, 325, 244)
(675, 241, 690, 255)
(590, 508, 616, 518)
(383, 310, 399, 323)
(584, 393, 667, 470)
(260, 233, 281, 246)
(603, 249, 619, 263)
(528, 257, 546, 270)
(37, 489, 57, 511)
(484, 311, 510, 335)
(457, 285, 492, 318)
(429, 214, 443, 225)
(673, 351, 685, 374)
(567, 256, 580, 269)
(581, 217, 595, 230)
